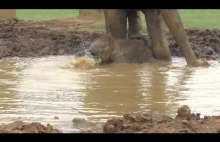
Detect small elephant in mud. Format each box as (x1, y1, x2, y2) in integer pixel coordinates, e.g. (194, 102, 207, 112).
(74, 9, 144, 58)
(87, 34, 155, 64)
(104, 9, 198, 66)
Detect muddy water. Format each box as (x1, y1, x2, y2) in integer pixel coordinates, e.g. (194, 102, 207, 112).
(0, 55, 219, 132)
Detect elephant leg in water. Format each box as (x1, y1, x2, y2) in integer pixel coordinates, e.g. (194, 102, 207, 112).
(159, 9, 197, 66)
(143, 9, 197, 66)
(104, 9, 127, 39)
(143, 10, 171, 61)
(104, 9, 197, 66)
(127, 10, 144, 38)
(104, 9, 143, 40)
(104, 9, 171, 60)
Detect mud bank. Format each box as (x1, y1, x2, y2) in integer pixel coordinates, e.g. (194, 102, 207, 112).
(0, 18, 101, 58)
(169, 29, 220, 60)
(0, 18, 220, 60)
(0, 121, 62, 133)
(103, 105, 220, 133)
(2, 105, 220, 133)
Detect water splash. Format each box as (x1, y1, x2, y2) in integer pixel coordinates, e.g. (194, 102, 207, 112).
(69, 48, 101, 69)
(84, 48, 101, 64)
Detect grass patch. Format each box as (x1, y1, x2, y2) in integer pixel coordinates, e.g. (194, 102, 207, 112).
(17, 9, 79, 21)
(17, 9, 220, 29)
(79, 24, 105, 30)
(140, 10, 220, 30)
(179, 10, 220, 29)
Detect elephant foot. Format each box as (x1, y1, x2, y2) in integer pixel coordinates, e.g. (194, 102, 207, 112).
(152, 44, 172, 61)
(144, 10, 172, 61)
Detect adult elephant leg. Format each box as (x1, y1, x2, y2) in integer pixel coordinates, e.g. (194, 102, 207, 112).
(103, 9, 127, 40)
(127, 10, 143, 38)
(159, 9, 197, 66)
(143, 10, 171, 61)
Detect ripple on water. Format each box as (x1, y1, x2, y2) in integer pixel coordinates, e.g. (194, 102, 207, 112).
(0, 56, 220, 132)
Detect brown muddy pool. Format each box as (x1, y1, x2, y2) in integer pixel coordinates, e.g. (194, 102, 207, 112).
(0, 55, 220, 132)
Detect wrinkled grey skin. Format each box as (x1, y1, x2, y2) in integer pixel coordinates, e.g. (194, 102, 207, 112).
(104, 9, 144, 40)
(87, 34, 155, 64)
(74, 50, 86, 57)
(104, 9, 198, 66)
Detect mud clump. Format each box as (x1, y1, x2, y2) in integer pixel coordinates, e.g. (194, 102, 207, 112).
(176, 105, 191, 119)
(0, 19, 220, 61)
(103, 105, 220, 133)
(0, 121, 62, 133)
(72, 117, 88, 123)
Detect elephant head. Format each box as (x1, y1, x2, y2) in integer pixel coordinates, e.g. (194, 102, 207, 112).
(88, 34, 128, 64)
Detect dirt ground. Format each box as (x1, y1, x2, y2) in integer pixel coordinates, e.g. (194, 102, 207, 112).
(0, 18, 219, 60)
(103, 105, 220, 133)
(0, 18, 102, 59)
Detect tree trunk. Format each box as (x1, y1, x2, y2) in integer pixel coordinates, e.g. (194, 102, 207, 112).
(79, 9, 104, 19)
(160, 9, 197, 67)
(0, 10, 16, 20)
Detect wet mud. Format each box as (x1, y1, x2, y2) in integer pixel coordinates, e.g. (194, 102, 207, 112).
(103, 105, 220, 133)
(1, 105, 220, 133)
(0, 18, 101, 58)
(0, 18, 220, 60)
(169, 29, 220, 60)
(0, 121, 62, 133)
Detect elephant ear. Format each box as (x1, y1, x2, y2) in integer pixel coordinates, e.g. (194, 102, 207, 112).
(106, 34, 115, 49)
(107, 34, 124, 60)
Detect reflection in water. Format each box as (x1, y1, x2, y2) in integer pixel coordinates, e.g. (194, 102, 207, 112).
(141, 65, 170, 114)
(0, 56, 219, 132)
(82, 64, 143, 123)
(0, 59, 20, 116)
(178, 65, 220, 116)
(8, 56, 95, 132)
(138, 61, 194, 115)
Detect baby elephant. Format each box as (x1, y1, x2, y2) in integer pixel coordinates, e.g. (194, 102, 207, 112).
(87, 34, 155, 64)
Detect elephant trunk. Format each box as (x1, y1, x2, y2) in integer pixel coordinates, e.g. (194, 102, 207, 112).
(159, 9, 198, 67)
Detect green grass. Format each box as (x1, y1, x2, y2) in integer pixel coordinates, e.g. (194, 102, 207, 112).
(17, 9, 79, 21)
(179, 10, 220, 29)
(79, 24, 106, 30)
(17, 9, 220, 29)
(140, 10, 220, 30)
